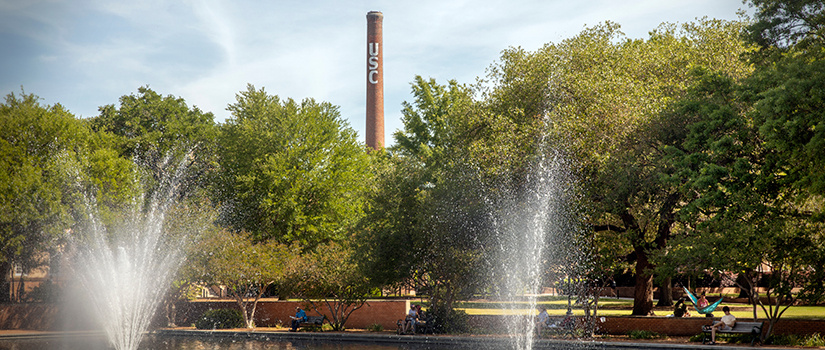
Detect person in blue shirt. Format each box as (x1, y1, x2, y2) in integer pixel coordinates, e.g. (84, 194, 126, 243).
(290, 307, 307, 331)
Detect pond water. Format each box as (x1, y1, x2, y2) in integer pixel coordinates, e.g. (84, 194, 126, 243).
(0, 335, 484, 350)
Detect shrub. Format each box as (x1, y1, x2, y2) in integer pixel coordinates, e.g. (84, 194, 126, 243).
(367, 323, 383, 332)
(195, 309, 245, 329)
(768, 333, 825, 347)
(27, 280, 62, 302)
(803, 333, 825, 347)
(628, 330, 663, 339)
(428, 305, 470, 334)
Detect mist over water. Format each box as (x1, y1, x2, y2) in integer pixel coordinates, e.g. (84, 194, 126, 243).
(71, 155, 193, 350)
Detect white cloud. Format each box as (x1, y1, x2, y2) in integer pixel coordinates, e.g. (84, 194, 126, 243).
(1, 0, 750, 141)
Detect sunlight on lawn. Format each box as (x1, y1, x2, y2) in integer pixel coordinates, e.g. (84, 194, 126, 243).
(459, 304, 825, 318)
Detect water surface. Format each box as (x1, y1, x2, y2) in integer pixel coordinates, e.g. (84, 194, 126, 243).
(0, 335, 484, 350)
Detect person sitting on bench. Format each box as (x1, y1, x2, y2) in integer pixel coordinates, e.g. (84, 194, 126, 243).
(289, 306, 307, 332)
(707, 306, 736, 344)
(402, 304, 418, 334)
(535, 306, 550, 335)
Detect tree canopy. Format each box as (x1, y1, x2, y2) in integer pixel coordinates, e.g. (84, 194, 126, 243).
(0, 91, 90, 301)
(215, 84, 371, 248)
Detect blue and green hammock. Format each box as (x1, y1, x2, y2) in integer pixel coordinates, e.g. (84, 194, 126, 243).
(682, 287, 724, 315)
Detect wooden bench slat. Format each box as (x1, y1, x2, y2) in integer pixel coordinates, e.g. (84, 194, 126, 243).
(297, 315, 326, 330)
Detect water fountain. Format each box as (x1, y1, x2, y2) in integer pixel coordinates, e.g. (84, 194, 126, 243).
(71, 155, 193, 350)
(494, 145, 580, 350)
(51, 148, 580, 350)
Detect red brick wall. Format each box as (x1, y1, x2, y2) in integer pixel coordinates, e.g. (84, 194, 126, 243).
(0, 304, 56, 330)
(771, 319, 825, 336)
(3, 302, 823, 336)
(176, 299, 408, 330)
(467, 315, 825, 337)
(598, 316, 825, 337)
(0, 303, 98, 331)
(598, 316, 717, 336)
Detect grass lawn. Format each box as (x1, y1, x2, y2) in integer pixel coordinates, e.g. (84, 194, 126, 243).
(456, 300, 825, 319)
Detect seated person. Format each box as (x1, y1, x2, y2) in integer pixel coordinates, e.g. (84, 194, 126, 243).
(414, 305, 428, 330)
(402, 304, 418, 334)
(698, 292, 710, 308)
(707, 306, 736, 344)
(535, 306, 550, 335)
(289, 307, 307, 332)
(673, 297, 690, 317)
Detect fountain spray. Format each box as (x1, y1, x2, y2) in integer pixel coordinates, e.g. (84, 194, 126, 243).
(72, 153, 194, 350)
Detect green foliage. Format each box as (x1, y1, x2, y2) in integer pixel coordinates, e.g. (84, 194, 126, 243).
(182, 229, 298, 328)
(366, 323, 383, 332)
(194, 309, 245, 329)
(26, 279, 62, 303)
(768, 333, 825, 347)
(394, 76, 473, 159)
(82, 147, 139, 227)
(746, 0, 825, 53)
(689, 333, 705, 342)
(427, 304, 470, 334)
(90, 86, 216, 163)
(746, 53, 825, 200)
(530, 18, 755, 315)
(87, 87, 215, 232)
(357, 77, 490, 321)
(627, 330, 664, 339)
(649, 8, 825, 337)
(289, 241, 373, 331)
(0, 90, 91, 301)
(215, 84, 370, 247)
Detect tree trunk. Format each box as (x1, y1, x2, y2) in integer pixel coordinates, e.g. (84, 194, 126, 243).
(0, 262, 10, 302)
(656, 277, 673, 307)
(166, 301, 177, 327)
(619, 211, 654, 316)
(736, 273, 751, 299)
(233, 294, 253, 329)
(632, 248, 654, 315)
(14, 271, 24, 302)
(653, 193, 677, 307)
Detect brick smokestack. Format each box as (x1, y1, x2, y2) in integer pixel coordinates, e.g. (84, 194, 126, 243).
(366, 11, 384, 150)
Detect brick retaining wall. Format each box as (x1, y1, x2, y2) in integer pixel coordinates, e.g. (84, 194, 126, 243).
(467, 315, 825, 337)
(175, 299, 407, 330)
(597, 316, 825, 337)
(0, 303, 98, 331)
(3, 302, 823, 337)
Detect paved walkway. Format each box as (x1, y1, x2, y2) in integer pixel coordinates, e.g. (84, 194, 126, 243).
(0, 328, 793, 349)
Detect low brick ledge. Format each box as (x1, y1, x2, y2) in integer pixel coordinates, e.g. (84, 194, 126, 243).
(467, 315, 825, 337)
(153, 328, 743, 350)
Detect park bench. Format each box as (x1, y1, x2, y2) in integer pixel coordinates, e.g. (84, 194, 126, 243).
(298, 315, 326, 331)
(539, 316, 579, 338)
(702, 321, 764, 346)
(396, 314, 435, 335)
(415, 314, 435, 334)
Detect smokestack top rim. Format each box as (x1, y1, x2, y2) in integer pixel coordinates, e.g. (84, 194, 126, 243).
(367, 11, 383, 18)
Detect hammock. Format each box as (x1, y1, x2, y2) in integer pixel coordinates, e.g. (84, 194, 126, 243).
(683, 287, 724, 314)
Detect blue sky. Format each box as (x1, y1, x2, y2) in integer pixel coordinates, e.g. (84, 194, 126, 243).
(0, 0, 751, 146)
